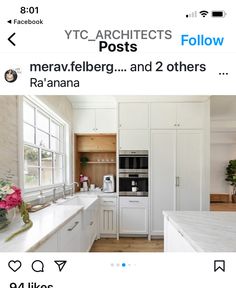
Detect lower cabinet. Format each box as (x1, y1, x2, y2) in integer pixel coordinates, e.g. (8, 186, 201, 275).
(100, 197, 117, 235)
(33, 212, 82, 252)
(119, 197, 148, 234)
(83, 200, 99, 252)
(33, 233, 58, 252)
(58, 212, 82, 252)
(164, 216, 195, 252)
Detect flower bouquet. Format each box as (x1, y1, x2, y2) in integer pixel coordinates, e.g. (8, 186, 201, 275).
(0, 179, 33, 241)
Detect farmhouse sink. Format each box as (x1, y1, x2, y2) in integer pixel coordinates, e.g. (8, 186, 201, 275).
(58, 196, 97, 209)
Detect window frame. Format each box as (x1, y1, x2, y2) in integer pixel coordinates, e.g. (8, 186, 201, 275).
(20, 96, 68, 197)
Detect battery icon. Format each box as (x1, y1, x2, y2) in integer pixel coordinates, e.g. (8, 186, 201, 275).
(211, 10, 227, 17)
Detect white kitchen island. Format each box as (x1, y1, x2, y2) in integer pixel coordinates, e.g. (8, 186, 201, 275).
(163, 211, 236, 252)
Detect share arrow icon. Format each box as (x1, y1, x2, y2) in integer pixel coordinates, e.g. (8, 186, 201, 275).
(54, 260, 67, 272)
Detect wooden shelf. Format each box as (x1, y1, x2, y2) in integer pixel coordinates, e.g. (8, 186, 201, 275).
(75, 134, 117, 188)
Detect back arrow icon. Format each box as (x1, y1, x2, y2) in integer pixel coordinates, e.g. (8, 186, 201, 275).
(8, 33, 16, 46)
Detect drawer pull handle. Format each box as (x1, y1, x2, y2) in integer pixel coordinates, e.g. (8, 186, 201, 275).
(68, 221, 79, 231)
(103, 201, 114, 203)
(90, 221, 94, 226)
(129, 200, 139, 203)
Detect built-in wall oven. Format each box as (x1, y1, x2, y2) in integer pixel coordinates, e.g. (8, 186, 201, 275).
(119, 150, 148, 196)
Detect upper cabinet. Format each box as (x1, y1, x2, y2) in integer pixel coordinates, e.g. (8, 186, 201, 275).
(119, 103, 149, 129)
(73, 108, 116, 133)
(176, 103, 205, 129)
(150, 103, 176, 129)
(151, 102, 205, 129)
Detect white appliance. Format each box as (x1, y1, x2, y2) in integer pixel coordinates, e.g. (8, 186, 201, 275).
(103, 175, 115, 192)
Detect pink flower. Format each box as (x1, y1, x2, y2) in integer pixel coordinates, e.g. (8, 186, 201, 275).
(0, 186, 22, 210)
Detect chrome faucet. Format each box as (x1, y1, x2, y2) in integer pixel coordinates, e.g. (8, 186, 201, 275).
(52, 187, 57, 203)
(62, 184, 66, 199)
(71, 182, 79, 196)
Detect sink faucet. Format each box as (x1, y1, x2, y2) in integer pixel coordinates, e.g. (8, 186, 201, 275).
(71, 182, 79, 196)
(52, 187, 57, 203)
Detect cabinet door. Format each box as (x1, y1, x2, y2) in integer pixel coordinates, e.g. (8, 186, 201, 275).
(58, 212, 82, 252)
(119, 197, 148, 234)
(73, 109, 96, 133)
(119, 130, 149, 150)
(100, 197, 117, 235)
(151, 130, 176, 235)
(95, 109, 117, 133)
(176, 130, 203, 211)
(150, 103, 177, 129)
(33, 233, 58, 252)
(177, 103, 204, 129)
(119, 103, 149, 129)
(100, 206, 117, 234)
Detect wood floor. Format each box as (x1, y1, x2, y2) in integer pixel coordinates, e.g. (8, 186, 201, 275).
(91, 203, 236, 252)
(210, 202, 236, 211)
(91, 237, 164, 252)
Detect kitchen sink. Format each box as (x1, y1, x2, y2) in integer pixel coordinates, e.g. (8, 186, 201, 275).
(58, 196, 98, 209)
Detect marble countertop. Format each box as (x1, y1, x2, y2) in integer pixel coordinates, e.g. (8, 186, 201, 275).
(0, 203, 83, 252)
(163, 211, 236, 252)
(78, 191, 117, 197)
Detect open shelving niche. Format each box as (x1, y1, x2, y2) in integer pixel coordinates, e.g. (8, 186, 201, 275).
(74, 134, 117, 190)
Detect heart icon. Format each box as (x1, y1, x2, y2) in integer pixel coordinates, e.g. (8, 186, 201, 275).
(8, 260, 22, 272)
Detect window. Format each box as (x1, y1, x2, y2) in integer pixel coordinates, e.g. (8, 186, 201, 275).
(23, 98, 65, 191)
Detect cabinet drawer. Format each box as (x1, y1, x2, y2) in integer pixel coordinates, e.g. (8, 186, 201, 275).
(100, 197, 117, 206)
(119, 197, 148, 207)
(59, 212, 82, 252)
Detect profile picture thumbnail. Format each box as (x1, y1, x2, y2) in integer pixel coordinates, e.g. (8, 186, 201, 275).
(4, 69, 18, 83)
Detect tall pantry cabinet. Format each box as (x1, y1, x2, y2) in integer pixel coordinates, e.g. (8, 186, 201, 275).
(150, 102, 209, 236)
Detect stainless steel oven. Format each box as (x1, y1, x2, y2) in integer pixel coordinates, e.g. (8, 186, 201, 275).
(119, 150, 148, 173)
(119, 150, 149, 196)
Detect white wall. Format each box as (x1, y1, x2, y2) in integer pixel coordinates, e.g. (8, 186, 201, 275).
(211, 142, 236, 194)
(210, 96, 236, 194)
(0, 96, 19, 184)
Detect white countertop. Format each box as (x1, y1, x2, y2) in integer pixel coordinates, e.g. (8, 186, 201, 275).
(0, 203, 83, 252)
(163, 211, 236, 252)
(78, 191, 117, 197)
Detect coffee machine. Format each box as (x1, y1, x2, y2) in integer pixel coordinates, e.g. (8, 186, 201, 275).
(103, 175, 115, 193)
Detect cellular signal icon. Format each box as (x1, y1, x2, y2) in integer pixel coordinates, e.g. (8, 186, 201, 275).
(199, 10, 209, 17)
(186, 11, 197, 18)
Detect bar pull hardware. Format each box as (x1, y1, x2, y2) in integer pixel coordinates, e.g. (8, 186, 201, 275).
(103, 201, 114, 203)
(68, 221, 79, 231)
(176, 176, 180, 187)
(129, 200, 139, 203)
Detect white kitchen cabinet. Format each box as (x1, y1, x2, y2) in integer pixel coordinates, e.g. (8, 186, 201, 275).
(58, 212, 82, 252)
(33, 233, 58, 252)
(73, 108, 116, 133)
(151, 130, 204, 236)
(164, 217, 195, 252)
(176, 130, 203, 211)
(119, 103, 149, 129)
(177, 103, 204, 129)
(74, 109, 95, 133)
(82, 200, 99, 252)
(100, 197, 117, 235)
(150, 103, 176, 129)
(119, 197, 148, 234)
(150, 102, 204, 129)
(95, 109, 116, 133)
(151, 130, 176, 235)
(119, 130, 149, 150)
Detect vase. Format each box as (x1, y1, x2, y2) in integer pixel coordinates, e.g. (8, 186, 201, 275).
(0, 208, 16, 231)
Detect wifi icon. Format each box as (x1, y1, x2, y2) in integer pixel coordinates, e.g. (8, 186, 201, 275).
(199, 10, 209, 17)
